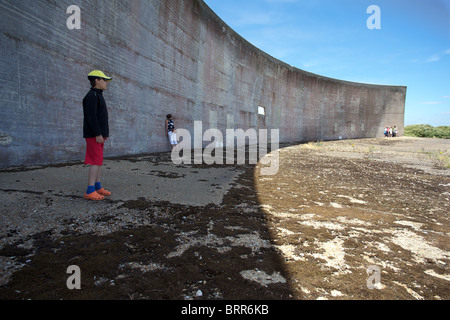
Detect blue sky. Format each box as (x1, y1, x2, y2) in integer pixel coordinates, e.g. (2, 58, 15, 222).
(203, 0, 450, 127)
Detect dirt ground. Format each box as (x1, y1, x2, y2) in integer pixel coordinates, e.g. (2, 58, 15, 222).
(0, 136, 448, 300)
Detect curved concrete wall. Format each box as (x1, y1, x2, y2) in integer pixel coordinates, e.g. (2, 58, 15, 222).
(0, 0, 406, 168)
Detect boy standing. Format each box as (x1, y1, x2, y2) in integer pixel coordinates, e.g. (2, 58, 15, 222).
(83, 70, 113, 201)
(165, 114, 178, 150)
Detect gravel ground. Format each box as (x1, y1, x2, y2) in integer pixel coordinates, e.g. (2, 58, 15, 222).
(0, 137, 448, 300)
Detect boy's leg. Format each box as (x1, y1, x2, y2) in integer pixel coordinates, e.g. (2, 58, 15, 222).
(85, 165, 104, 200)
(170, 132, 178, 150)
(85, 165, 102, 199)
(91, 165, 111, 196)
(88, 165, 101, 186)
(84, 138, 110, 200)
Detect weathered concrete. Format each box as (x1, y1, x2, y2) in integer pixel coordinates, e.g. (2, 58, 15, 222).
(0, 0, 406, 168)
(0, 155, 242, 207)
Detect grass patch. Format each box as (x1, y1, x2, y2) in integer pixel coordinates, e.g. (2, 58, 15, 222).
(405, 125, 450, 139)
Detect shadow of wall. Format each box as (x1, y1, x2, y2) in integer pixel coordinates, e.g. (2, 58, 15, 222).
(0, 147, 297, 300)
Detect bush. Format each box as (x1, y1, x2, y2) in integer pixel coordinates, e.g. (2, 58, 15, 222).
(404, 125, 450, 139)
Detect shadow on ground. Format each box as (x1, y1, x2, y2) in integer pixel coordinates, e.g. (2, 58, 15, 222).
(1, 137, 449, 300)
(0, 147, 294, 300)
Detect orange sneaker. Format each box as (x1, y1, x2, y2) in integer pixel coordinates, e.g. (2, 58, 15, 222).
(84, 191, 105, 201)
(96, 188, 112, 196)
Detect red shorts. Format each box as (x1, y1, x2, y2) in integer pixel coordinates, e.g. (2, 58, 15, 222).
(85, 138, 106, 166)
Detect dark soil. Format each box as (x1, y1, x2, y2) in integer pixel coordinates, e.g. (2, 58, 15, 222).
(0, 137, 448, 300)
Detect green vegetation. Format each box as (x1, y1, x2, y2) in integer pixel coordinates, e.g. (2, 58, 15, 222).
(430, 150, 450, 168)
(404, 125, 450, 139)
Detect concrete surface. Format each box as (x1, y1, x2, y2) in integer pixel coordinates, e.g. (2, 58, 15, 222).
(0, 137, 448, 300)
(0, 0, 406, 169)
(0, 154, 242, 207)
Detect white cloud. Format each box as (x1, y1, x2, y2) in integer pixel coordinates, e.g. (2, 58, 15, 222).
(426, 55, 440, 62)
(233, 12, 275, 26)
(426, 49, 450, 63)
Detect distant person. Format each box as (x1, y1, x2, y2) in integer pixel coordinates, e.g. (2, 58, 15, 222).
(393, 126, 398, 137)
(83, 70, 113, 201)
(166, 114, 178, 150)
(384, 127, 388, 137)
(389, 127, 393, 137)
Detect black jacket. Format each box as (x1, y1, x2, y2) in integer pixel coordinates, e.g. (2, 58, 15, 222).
(83, 88, 109, 138)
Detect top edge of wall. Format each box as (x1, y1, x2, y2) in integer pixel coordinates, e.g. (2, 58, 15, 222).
(198, 0, 406, 91)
